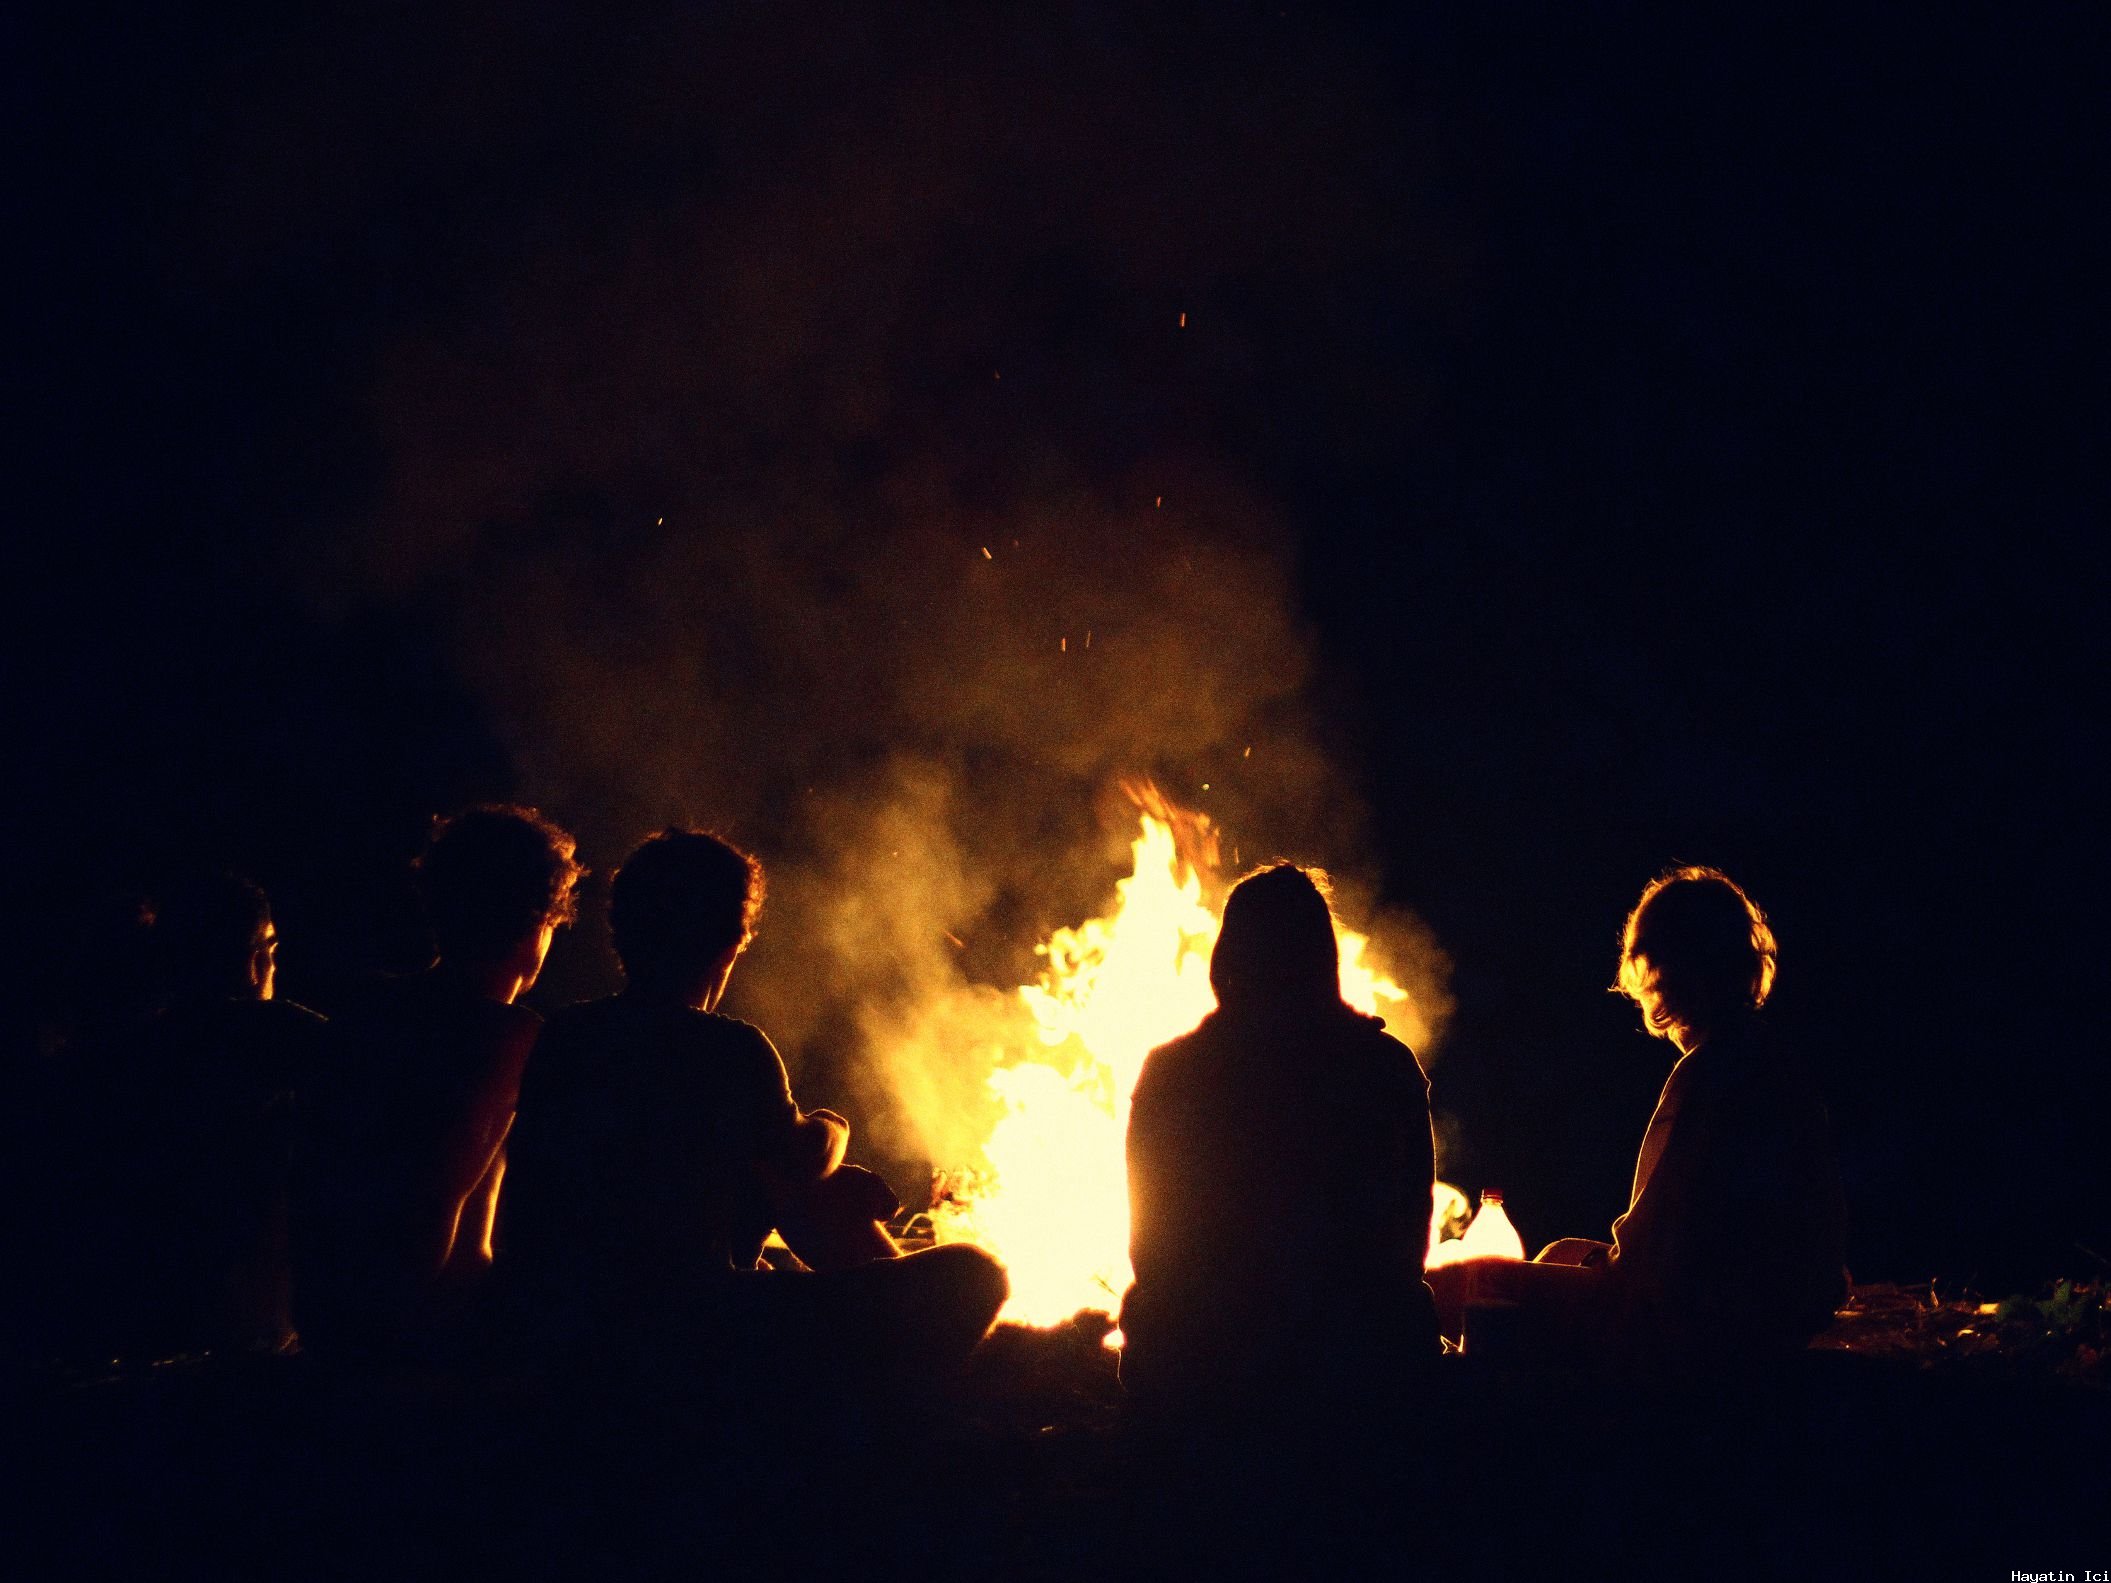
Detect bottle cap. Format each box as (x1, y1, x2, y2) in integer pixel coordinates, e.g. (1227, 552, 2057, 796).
(1481, 1189, 1504, 1205)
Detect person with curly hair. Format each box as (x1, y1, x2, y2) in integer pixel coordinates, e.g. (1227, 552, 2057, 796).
(497, 828, 1007, 1407)
(298, 804, 583, 1360)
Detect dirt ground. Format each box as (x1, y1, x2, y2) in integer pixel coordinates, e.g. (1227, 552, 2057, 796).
(16, 1286, 2107, 1579)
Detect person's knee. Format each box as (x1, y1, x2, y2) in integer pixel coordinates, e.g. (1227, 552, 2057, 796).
(928, 1242, 1009, 1328)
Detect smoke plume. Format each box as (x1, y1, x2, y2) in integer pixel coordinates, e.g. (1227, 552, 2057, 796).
(294, 9, 1463, 1173)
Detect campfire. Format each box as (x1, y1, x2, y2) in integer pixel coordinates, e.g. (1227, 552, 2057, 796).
(927, 794, 1480, 1329)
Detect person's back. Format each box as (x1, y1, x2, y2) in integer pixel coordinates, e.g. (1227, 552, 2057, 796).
(1124, 1003, 1438, 1406)
(302, 971, 538, 1346)
(1605, 1011, 1847, 1364)
(498, 993, 809, 1350)
(122, 995, 326, 1355)
(1120, 864, 1438, 1413)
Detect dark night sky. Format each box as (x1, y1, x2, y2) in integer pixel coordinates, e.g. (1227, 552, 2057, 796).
(12, 5, 2106, 1288)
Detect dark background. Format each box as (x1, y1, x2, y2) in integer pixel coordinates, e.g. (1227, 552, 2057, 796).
(12, 4, 2104, 1292)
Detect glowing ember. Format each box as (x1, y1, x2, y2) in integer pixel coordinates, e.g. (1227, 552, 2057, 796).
(931, 812, 1420, 1326)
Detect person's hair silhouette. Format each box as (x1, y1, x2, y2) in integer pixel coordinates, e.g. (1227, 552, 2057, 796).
(155, 871, 277, 1003)
(1208, 861, 1341, 1014)
(1614, 866, 1777, 1053)
(417, 804, 584, 968)
(608, 829, 764, 1000)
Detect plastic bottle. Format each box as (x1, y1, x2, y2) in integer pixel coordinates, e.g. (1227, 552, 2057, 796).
(1458, 1189, 1525, 1261)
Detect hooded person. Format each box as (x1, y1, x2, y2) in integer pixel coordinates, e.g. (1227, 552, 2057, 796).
(1119, 862, 1439, 1414)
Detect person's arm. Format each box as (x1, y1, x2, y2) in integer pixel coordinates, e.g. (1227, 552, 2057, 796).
(446, 1137, 509, 1270)
(763, 1110, 901, 1271)
(783, 1106, 849, 1182)
(1536, 1237, 1613, 1268)
(729, 1023, 843, 1192)
(736, 1028, 895, 1268)
(770, 1166, 901, 1270)
(438, 1013, 535, 1272)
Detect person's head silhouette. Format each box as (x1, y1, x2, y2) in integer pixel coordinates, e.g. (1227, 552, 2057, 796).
(1614, 866, 1776, 1053)
(417, 804, 583, 1000)
(608, 829, 765, 1010)
(157, 871, 277, 1003)
(1209, 861, 1342, 1017)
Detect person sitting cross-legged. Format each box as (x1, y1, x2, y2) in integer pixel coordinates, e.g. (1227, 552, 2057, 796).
(495, 828, 1007, 1409)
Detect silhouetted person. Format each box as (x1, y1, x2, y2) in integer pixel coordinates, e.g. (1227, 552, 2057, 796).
(115, 873, 326, 1355)
(1428, 867, 1848, 1370)
(1120, 863, 1439, 1415)
(32, 875, 324, 1361)
(298, 804, 582, 1360)
(497, 829, 1007, 1407)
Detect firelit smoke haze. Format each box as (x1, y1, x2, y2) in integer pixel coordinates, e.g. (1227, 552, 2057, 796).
(291, 9, 1467, 1167)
